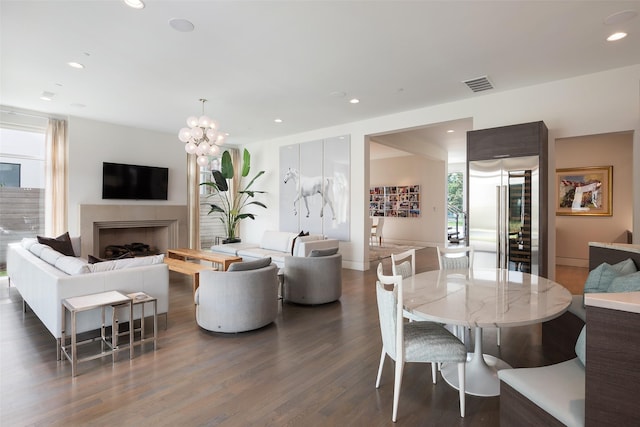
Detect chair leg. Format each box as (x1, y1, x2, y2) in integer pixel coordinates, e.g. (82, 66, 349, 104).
(431, 362, 437, 384)
(392, 360, 404, 422)
(375, 349, 386, 388)
(458, 362, 466, 417)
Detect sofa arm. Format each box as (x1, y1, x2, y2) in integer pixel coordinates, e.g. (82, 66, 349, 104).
(294, 239, 339, 257)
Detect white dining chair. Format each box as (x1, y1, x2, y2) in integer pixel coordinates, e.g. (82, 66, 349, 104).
(437, 245, 501, 347)
(375, 263, 466, 422)
(370, 217, 384, 246)
(391, 249, 423, 322)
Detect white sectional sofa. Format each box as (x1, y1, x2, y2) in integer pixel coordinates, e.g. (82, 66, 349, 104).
(210, 230, 339, 268)
(7, 237, 169, 353)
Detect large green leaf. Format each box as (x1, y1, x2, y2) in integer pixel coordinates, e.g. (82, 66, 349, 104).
(207, 204, 225, 214)
(220, 150, 234, 180)
(211, 170, 228, 192)
(241, 148, 251, 177)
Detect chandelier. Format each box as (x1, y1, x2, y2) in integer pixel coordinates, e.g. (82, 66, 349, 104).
(178, 98, 226, 167)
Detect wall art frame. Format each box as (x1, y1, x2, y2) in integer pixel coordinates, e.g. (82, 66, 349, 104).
(369, 185, 420, 218)
(556, 166, 612, 216)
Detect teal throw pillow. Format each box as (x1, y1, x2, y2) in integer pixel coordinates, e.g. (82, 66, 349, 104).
(575, 326, 587, 367)
(613, 258, 639, 276)
(608, 271, 640, 293)
(583, 263, 621, 294)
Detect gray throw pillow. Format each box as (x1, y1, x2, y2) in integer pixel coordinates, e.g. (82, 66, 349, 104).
(309, 247, 339, 257)
(575, 326, 587, 367)
(227, 257, 272, 272)
(608, 271, 640, 293)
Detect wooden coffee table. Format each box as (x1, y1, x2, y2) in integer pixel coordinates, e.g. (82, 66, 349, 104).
(165, 248, 242, 294)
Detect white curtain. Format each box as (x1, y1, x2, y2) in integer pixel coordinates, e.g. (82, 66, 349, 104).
(187, 153, 200, 249)
(45, 119, 67, 235)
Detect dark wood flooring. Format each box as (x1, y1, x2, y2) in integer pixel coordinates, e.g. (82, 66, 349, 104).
(0, 248, 585, 426)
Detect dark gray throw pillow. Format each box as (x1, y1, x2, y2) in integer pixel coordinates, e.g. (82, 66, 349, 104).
(88, 252, 133, 264)
(227, 257, 272, 272)
(309, 247, 339, 257)
(37, 232, 75, 256)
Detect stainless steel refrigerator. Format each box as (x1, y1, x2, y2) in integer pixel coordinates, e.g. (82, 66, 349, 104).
(468, 155, 540, 274)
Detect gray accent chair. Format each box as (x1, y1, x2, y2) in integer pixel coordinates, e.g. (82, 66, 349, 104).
(283, 253, 342, 305)
(194, 261, 279, 333)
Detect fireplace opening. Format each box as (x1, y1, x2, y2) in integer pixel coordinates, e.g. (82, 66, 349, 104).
(104, 242, 159, 259)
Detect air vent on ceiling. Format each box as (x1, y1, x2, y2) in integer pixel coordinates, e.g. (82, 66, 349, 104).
(462, 76, 494, 93)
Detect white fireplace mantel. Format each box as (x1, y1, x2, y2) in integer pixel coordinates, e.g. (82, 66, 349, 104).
(79, 204, 188, 258)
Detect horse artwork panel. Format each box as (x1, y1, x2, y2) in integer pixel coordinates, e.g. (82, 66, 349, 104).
(283, 168, 336, 220)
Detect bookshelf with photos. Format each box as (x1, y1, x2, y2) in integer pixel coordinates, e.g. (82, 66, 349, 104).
(369, 185, 420, 218)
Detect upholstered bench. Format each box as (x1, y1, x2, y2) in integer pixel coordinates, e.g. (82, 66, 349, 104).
(499, 327, 586, 427)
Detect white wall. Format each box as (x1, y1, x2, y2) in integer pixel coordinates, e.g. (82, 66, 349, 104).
(555, 132, 634, 266)
(370, 155, 446, 246)
(67, 117, 187, 235)
(242, 65, 640, 273)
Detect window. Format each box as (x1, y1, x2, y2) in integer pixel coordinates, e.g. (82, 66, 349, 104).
(0, 126, 46, 270)
(198, 155, 225, 249)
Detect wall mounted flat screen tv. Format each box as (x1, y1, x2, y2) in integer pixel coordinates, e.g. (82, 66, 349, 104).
(102, 162, 169, 200)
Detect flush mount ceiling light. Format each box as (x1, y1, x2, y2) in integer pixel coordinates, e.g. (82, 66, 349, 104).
(274, 118, 283, 123)
(169, 18, 195, 32)
(40, 91, 55, 101)
(123, 0, 145, 9)
(349, 98, 360, 104)
(67, 62, 85, 69)
(607, 32, 628, 41)
(178, 98, 226, 167)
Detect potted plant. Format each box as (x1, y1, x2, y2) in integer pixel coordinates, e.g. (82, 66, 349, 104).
(201, 148, 266, 243)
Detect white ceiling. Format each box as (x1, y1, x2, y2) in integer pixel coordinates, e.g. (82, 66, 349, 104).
(1, 1, 639, 161)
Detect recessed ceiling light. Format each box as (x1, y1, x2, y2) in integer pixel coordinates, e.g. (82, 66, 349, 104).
(447, 129, 455, 133)
(274, 118, 283, 123)
(40, 91, 55, 101)
(607, 32, 628, 41)
(349, 98, 360, 104)
(123, 0, 145, 9)
(603, 9, 637, 25)
(169, 18, 195, 32)
(68, 62, 85, 69)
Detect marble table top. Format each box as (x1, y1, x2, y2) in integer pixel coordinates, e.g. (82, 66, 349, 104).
(403, 268, 572, 328)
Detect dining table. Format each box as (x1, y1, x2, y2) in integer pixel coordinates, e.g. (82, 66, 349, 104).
(402, 267, 572, 397)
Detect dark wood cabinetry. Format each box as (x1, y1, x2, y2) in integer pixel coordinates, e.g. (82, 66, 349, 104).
(586, 305, 640, 426)
(467, 121, 547, 161)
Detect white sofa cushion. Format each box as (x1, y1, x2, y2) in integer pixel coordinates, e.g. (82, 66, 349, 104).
(28, 242, 48, 257)
(21, 237, 38, 250)
(260, 231, 297, 253)
(55, 256, 90, 275)
(39, 246, 64, 266)
(498, 358, 585, 427)
(88, 254, 165, 272)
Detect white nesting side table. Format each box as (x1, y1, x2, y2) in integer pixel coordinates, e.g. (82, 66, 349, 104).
(60, 291, 133, 377)
(113, 292, 158, 355)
